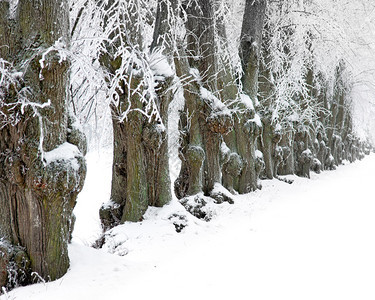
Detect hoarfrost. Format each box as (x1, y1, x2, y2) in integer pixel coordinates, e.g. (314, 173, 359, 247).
(149, 51, 174, 78)
(249, 113, 262, 127)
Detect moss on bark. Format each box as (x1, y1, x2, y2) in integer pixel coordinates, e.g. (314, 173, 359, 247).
(0, 0, 86, 289)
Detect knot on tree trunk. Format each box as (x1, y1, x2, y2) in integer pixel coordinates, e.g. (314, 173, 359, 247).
(207, 113, 233, 135)
(311, 158, 322, 174)
(222, 152, 243, 194)
(186, 145, 205, 167)
(174, 144, 206, 200)
(325, 147, 336, 170)
(3, 154, 26, 186)
(223, 153, 243, 177)
(33, 153, 86, 196)
(272, 129, 282, 144)
(273, 145, 283, 162)
(300, 149, 313, 164)
(243, 114, 262, 136)
(298, 149, 313, 178)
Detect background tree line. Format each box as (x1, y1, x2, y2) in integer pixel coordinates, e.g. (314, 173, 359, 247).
(1, 0, 374, 291)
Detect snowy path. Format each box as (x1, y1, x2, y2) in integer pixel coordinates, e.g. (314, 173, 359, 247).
(3, 154, 375, 300)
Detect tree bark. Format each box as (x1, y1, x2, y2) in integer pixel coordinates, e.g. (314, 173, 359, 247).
(240, 0, 267, 100)
(0, 0, 86, 289)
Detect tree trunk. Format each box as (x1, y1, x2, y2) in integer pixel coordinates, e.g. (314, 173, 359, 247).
(175, 0, 233, 201)
(100, 0, 172, 227)
(148, 0, 175, 207)
(234, 111, 262, 192)
(222, 0, 267, 193)
(117, 74, 149, 222)
(260, 118, 276, 179)
(240, 0, 269, 185)
(240, 0, 267, 100)
(174, 46, 205, 198)
(0, 0, 86, 289)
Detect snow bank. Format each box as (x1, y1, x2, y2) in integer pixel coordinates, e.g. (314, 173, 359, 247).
(212, 182, 234, 200)
(72, 149, 113, 245)
(4, 153, 375, 300)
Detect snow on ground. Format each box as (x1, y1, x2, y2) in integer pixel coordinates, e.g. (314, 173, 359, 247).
(2, 152, 375, 300)
(72, 149, 113, 246)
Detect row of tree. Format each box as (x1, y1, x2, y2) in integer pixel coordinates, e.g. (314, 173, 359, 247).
(0, 0, 373, 291)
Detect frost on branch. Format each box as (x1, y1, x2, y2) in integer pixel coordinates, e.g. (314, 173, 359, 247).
(0, 59, 23, 128)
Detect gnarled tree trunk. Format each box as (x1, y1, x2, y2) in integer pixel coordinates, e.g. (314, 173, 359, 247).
(0, 0, 86, 289)
(175, 0, 233, 203)
(99, 0, 173, 228)
(222, 0, 267, 193)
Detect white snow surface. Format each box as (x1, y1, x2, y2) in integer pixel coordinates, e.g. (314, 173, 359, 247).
(3, 152, 375, 300)
(220, 141, 231, 155)
(239, 93, 254, 110)
(200, 87, 230, 115)
(255, 149, 264, 158)
(43, 142, 81, 170)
